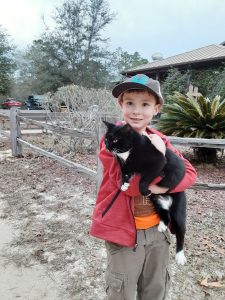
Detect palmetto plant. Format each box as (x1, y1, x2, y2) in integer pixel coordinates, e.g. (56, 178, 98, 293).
(156, 92, 225, 162)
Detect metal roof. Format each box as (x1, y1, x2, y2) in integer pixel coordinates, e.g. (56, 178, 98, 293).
(124, 44, 225, 74)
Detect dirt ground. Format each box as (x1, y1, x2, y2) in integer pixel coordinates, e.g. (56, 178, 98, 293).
(0, 133, 225, 300)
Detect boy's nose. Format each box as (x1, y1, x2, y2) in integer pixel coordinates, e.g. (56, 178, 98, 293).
(132, 106, 141, 114)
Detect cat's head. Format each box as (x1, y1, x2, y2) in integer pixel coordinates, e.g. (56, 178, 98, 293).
(103, 121, 134, 154)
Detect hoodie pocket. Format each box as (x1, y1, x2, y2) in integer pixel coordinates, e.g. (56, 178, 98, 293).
(102, 189, 121, 218)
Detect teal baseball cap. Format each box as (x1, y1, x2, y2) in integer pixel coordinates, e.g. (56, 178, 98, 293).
(112, 74, 164, 104)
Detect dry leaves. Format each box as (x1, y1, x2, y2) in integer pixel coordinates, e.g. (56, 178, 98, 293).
(201, 237, 225, 255)
(200, 276, 223, 288)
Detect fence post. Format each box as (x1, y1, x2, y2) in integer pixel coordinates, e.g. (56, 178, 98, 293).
(95, 108, 103, 191)
(10, 107, 22, 156)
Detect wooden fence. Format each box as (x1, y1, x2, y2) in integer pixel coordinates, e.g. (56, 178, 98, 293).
(0, 107, 225, 191)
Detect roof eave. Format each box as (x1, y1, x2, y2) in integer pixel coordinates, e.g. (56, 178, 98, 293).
(122, 56, 225, 75)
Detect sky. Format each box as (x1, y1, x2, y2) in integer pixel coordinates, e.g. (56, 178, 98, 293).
(0, 0, 225, 61)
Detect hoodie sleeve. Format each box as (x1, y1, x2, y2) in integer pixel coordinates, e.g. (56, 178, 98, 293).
(161, 135, 197, 193)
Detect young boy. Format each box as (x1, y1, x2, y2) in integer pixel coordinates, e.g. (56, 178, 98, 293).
(90, 74, 197, 300)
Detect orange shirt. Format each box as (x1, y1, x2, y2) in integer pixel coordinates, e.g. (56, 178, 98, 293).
(135, 213, 160, 229)
(133, 195, 160, 229)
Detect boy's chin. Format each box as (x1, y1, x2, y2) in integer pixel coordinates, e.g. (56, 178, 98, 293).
(128, 123, 147, 133)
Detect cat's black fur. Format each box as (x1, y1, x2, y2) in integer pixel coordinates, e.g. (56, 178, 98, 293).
(103, 121, 187, 265)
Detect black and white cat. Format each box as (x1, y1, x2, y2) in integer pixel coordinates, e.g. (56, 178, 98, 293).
(103, 121, 187, 265)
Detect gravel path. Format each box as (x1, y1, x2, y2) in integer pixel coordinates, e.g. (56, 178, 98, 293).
(0, 135, 225, 299)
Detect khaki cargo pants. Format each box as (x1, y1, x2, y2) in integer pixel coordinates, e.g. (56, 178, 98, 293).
(105, 226, 171, 300)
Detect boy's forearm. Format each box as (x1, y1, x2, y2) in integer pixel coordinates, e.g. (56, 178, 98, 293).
(163, 137, 197, 192)
(148, 163, 197, 194)
(148, 185, 169, 194)
(169, 158, 197, 193)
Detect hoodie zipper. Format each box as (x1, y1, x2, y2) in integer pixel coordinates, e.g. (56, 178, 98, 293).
(129, 197, 138, 251)
(102, 189, 121, 217)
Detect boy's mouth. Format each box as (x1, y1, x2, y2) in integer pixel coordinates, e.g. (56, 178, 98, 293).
(130, 118, 142, 121)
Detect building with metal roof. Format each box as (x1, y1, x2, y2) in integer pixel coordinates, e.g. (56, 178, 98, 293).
(122, 43, 225, 81)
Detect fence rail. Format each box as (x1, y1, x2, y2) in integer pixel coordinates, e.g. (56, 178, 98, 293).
(1, 107, 225, 190)
(0, 128, 10, 138)
(19, 116, 95, 139)
(0, 112, 9, 118)
(168, 136, 225, 149)
(18, 138, 96, 178)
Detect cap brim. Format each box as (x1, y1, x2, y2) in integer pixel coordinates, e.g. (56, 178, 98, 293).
(112, 82, 163, 104)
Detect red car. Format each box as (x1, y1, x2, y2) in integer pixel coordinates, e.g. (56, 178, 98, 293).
(1, 98, 22, 109)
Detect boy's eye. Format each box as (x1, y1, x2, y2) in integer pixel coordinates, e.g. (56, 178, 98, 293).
(143, 102, 150, 106)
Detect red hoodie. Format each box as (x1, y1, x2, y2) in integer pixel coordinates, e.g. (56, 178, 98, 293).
(90, 127, 197, 247)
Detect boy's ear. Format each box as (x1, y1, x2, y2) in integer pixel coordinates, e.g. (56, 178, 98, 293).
(154, 104, 161, 116)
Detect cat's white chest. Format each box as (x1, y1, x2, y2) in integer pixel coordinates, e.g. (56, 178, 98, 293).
(116, 150, 130, 162)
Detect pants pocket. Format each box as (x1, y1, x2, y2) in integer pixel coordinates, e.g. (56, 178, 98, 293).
(105, 241, 123, 255)
(105, 271, 125, 299)
(162, 229, 171, 244)
(163, 267, 171, 300)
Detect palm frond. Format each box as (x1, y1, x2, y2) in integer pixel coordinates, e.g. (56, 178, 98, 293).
(211, 96, 220, 117)
(156, 92, 225, 140)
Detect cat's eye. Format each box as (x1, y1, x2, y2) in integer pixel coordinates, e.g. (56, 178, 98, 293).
(113, 139, 118, 143)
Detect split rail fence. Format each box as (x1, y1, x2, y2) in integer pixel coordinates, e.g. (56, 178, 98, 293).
(0, 107, 225, 191)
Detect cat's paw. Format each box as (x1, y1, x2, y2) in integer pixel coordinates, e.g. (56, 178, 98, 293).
(121, 182, 130, 191)
(175, 250, 187, 265)
(158, 221, 167, 232)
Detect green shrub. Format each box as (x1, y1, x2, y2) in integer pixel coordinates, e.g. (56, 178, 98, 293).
(190, 67, 225, 99)
(161, 66, 225, 102)
(161, 69, 190, 103)
(156, 92, 225, 162)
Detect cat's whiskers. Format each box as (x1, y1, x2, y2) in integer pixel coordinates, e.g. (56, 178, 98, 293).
(112, 149, 119, 155)
(112, 148, 124, 154)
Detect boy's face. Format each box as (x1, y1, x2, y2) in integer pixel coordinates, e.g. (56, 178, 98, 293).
(119, 90, 160, 134)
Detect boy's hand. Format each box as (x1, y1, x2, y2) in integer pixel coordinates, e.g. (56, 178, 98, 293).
(142, 132, 166, 156)
(148, 184, 169, 194)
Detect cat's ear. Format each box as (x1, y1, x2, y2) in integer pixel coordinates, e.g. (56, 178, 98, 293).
(102, 120, 115, 130)
(121, 123, 133, 134)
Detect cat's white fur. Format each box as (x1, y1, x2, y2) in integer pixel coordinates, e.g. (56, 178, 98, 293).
(157, 195, 172, 210)
(116, 150, 131, 161)
(158, 221, 168, 232)
(175, 250, 187, 265)
(157, 196, 172, 233)
(121, 182, 130, 191)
